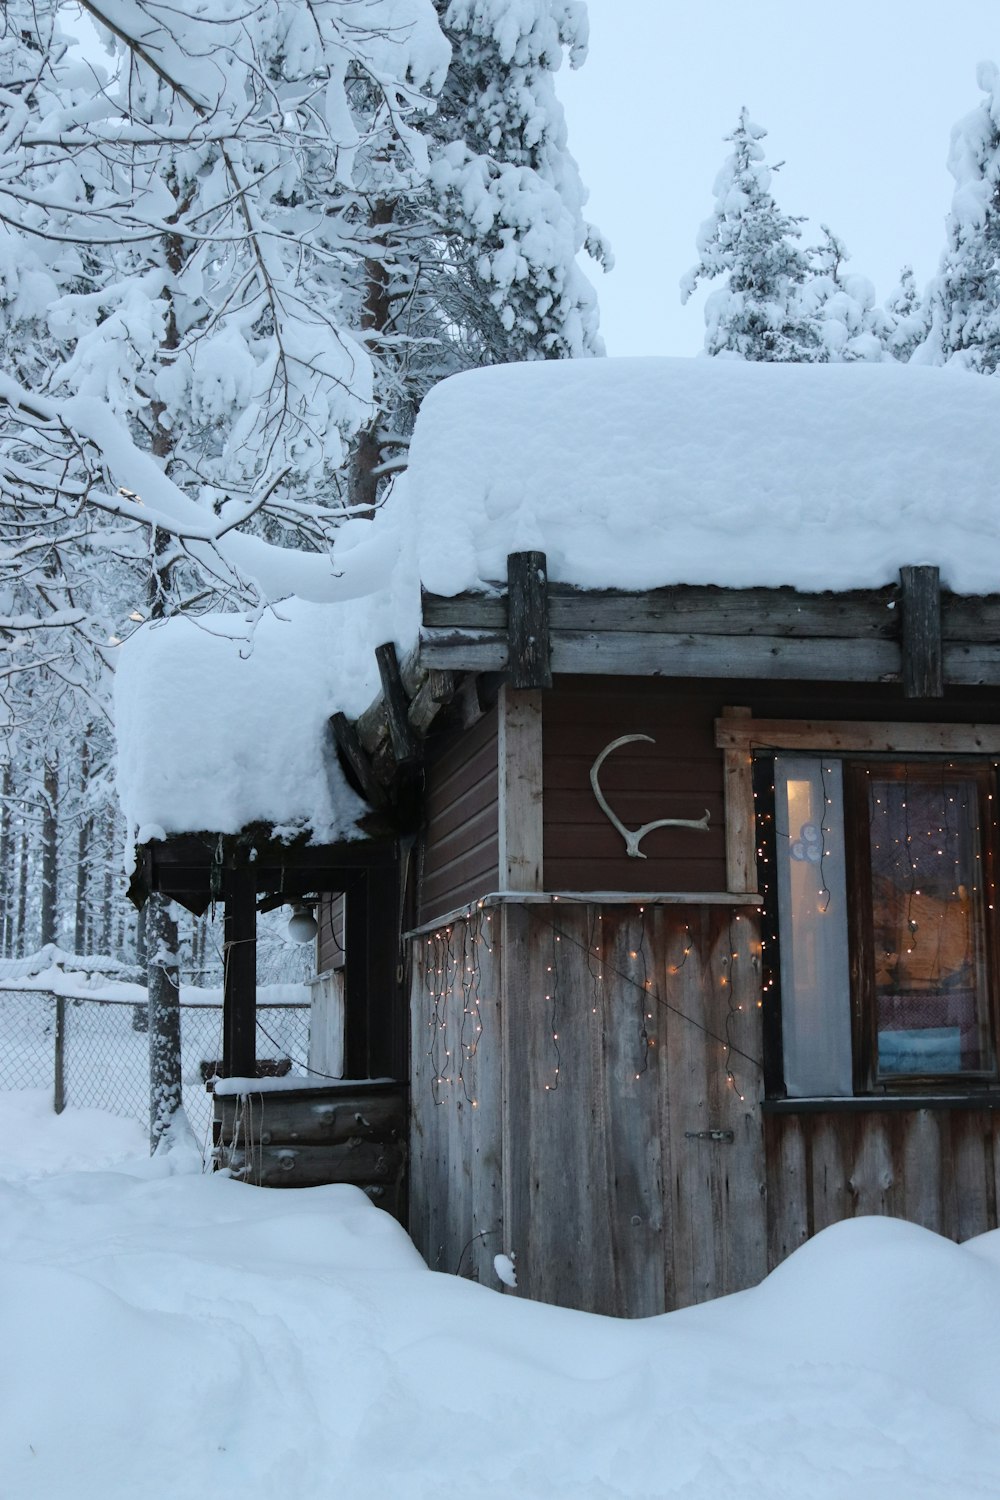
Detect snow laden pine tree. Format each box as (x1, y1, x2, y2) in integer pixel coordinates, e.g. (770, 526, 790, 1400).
(681, 108, 818, 361)
(883, 266, 929, 364)
(430, 0, 609, 362)
(345, 0, 610, 508)
(800, 226, 889, 362)
(919, 62, 1000, 371)
(1, 0, 450, 1148)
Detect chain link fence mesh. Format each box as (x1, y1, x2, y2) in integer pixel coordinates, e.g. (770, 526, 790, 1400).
(0, 989, 310, 1148)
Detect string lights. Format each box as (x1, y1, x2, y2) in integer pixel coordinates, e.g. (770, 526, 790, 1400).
(420, 898, 762, 1110)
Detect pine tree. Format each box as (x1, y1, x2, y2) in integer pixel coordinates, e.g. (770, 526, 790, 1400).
(920, 62, 1000, 371)
(884, 266, 929, 363)
(344, 0, 610, 507)
(681, 108, 818, 361)
(801, 226, 889, 362)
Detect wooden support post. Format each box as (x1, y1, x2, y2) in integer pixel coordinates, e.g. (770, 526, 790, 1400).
(900, 564, 943, 699)
(223, 868, 256, 1078)
(344, 873, 370, 1079)
(375, 641, 420, 766)
(721, 705, 757, 895)
(331, 712, 387, 807)
(498, 683, 544, 891)
(507, 551, 552, 690)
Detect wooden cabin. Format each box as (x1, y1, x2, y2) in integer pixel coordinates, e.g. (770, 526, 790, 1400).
(122, 357, 1000, 1320)
(400, 555, 1000, 1314)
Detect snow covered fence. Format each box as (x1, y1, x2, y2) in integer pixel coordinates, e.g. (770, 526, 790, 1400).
(0, 983, 310, 1148)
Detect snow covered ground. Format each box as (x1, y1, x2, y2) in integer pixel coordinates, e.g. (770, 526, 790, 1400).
(3, 1090, 1000, 1500)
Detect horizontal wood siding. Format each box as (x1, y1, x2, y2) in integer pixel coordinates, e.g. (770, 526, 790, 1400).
(543, 677, 1000, 896)
(765, 1108, 1000, 1267)
(418, 705, 499, 925)
(543, 679, 728, 893)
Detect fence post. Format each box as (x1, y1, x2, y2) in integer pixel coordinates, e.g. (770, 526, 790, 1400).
(53, 993, 66, 1114)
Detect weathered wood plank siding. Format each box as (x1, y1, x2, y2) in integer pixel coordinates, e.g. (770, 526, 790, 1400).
(418, 705, 499, 925)
(409, 900, 766, 1315)
(409, 907, 503, 1280)
(764, 1108, 1000, 1264)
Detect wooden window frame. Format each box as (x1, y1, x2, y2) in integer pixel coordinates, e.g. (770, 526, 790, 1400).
(844, 760, 1000, 1095)
(736, 718, 1000, 1100)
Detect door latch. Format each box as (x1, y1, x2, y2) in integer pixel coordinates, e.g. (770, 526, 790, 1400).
(684, 1129, 735, 1143)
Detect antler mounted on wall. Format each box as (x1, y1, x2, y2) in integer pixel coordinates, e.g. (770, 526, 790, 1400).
(589, 735, 710, 859)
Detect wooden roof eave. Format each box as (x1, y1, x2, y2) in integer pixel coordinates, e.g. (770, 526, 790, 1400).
(418, 555, 1000, 695)
(128, 824, 400, 913)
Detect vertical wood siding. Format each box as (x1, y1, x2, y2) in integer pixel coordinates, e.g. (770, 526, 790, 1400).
(418, 705, 499, 925)
(409, 907, 503, 1279)
(409, 896, 1000, 1316)
(409, 900, 767, 1315)
(765, 1107, 1000, 1267)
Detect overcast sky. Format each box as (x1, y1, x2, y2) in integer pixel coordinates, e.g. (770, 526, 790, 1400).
(559, 2, 1000, 356)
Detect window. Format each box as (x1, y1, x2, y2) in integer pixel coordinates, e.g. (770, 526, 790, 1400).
(760, 754, 1000, 1097)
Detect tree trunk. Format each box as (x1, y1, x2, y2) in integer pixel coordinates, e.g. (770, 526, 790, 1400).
(0, 763, 12, 957)
(15, 823, 28, 957)
(74, 737, 91, 955)
(147, 890, 184, 1149)
(40, 759, 58, 948)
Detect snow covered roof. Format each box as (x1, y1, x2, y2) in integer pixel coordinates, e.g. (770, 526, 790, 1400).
(114, 598, 399, 845)
(116, 356, 1000, 842)
(404, 356, 1000, 596)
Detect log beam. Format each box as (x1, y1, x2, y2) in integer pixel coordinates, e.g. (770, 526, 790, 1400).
(222, 867, 256, 1078)
(375, 641, 420, 765)
(507, 551, 552, 690)
(900, 564, 943, 698)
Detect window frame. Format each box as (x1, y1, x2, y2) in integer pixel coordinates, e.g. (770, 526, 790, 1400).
(843, 758, 1000, 1095)
(754, 747, 1000, 1101)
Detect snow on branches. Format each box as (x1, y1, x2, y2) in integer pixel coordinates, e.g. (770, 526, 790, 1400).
(918, 62, 1000, 373)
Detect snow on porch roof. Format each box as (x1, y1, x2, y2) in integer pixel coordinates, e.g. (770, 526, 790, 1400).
(114, 596, 398, 846)
(404, 356, 1000, 597)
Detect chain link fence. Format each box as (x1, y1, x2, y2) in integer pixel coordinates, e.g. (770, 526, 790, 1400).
(0, 986, 310, 1149)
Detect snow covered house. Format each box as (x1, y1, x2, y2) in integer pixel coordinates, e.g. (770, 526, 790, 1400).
(117, 358, 1000, 1316)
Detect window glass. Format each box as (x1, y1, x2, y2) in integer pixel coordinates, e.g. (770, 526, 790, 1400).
(774, 756, 853, 1097)
(864, 768, 994, 1079)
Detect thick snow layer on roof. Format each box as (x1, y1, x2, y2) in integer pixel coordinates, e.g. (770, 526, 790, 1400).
(403, 357, 1000, 595)
(116, 356, 1000, 841)
(114, 590, 414, 843)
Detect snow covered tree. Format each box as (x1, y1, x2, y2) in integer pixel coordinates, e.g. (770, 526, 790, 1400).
(343, 0, 610, 507)
(800, 226, 889, 362)
(430, 0, 608, 362)
(883, 265, 929, 364)
(1, 0, 606, 1142)
(1, 0, 451, 624)
(918, 61, 1000, 370)
(0, 0, 453, 1145)
(681, 108, 819, 361)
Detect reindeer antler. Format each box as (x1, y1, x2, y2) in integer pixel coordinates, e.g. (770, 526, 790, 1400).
(589, 735, 710, 859)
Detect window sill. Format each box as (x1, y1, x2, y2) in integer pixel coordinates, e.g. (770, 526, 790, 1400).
(763, 1093, 1000, 1115)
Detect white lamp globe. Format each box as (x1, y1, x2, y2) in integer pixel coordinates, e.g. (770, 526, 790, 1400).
(287, 904, 318, 944)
